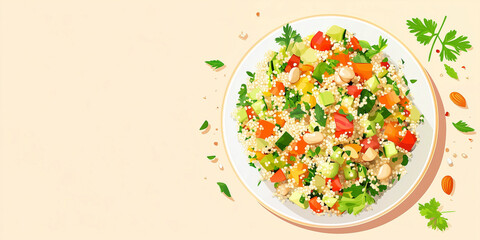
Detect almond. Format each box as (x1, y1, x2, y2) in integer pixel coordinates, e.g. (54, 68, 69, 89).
(441, 175, 454, 195)
(449, 92, 466, 107)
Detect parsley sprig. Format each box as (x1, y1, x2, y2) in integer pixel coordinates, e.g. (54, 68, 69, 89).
(419, 198, 454, 231)
(407, 16, 472, 62)
(275, 24, 302, 51)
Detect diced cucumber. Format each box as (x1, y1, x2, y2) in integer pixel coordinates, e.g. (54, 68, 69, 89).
(289, 191, 309, 209)
(341, 95, 354, 108)
(275, 132, 294, 151)
(365, 123, 376, 138)
(377, 69, 388, 78)
(320, 162, 339, 178)
(410, 105, 421, 122)
(326, 25, 346, 42)
(256, 138, 268, 150)
(292, 42, 307, 56)
(318, 91, 335, 106)
(260, 154, 275, 171)
(331, 147, 345, 164)
(252, 100, 265, 115)
(384, 141, 398, 158)
(248, 88, 261, 100)
(313, 175, 325, 190)
(301, 48, 317, 64)
(235, 108, 247, 123)
(366, 75, 380, 93)
(323, 196, 338, 208)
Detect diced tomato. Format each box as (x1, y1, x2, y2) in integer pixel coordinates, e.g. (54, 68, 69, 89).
(383, 122, 402, 145)
(335, 130, 353, 138)
(380, 61, 390, 69)
(403, 109, 410, 116)
(274, 112, 285, 127)
(290, 136, 307, 155)
(270, 81, 285, 96)
(285, 54, 300, 72)
(326, 176, 342, 192)
(360, 135, 380, 153)
(334, 112, 354, 132)
(270, 169, 286, 182)
(329, 53, 350, 66)
(397, 130, 417, 151)
(348, 36, 362, 51)
(352, 63, 373, 81)
(331, 202, 344, 214)
(399, 96, 410, 108)
(309, 197, 323, 213)
(310, 31, 332, 51)
(256, 120, 275, 139)
(347, 85, 362, 98)
(245, 105, 256, 120)
(378, 91, 401, 109)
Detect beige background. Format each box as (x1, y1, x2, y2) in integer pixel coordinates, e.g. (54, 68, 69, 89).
(0, 0, 479, 239)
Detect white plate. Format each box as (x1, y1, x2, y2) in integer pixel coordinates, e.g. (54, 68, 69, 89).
(222, 15, 438, 228)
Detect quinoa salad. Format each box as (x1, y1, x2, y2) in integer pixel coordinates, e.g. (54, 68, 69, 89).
(233, 24, 424, 216)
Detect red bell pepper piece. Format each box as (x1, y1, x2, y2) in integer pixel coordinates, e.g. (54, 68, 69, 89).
(245, 105, 256, 120)
(347, 85, 362, 98)
(285, 54, 300, 72)
(270, 169, 286, 182)
(349, 36, 362, 51)
(360, 135, 380, 153)
(270, 81, 285, 96)
(380, 61, 390, 69)
(310, 31, 332, 51)
(256, 120, 275, 139)
(309, 197, 323, 213)
(326, 176, 342, 192)
(383, 122, 402, 145)
(397, 130, 417, 151)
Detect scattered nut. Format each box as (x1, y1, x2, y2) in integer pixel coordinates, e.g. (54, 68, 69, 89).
(276, 183, 290, 195)
(343, 145, 359, 159)
(449, 92, 466, 107)
(377, 164, 392, 180)
(362, 147, 378, 161)
(334, 72, 345, 85)
(303, 132, 324, 145)
(288, 67, 301, 83)
(441, 175, 454, 195)
(338, 67, 355, 83)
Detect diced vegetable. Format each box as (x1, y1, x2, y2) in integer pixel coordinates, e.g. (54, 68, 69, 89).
(397, 130, 417, 151)
(275, 131, 294, 151)
(260, 154, 275, 171)
(289, 191, 309, 209)
(251, 100, 265, 115)
(236, 107, 248, 123)
(323, 196, 338, 208)
(347, 85, 362, 98)
(378, 91, 401, 109)
(326, 25, 346, 41)
(384, 141, 398, 158)
(310, 31, 332, 51)
(318, 91, 335, 106)
(270, 81, 285, 96)
(383, 122, 402, 144)
(309, 197, 323, 213)
(329, 53, 350, 66)
(349, 36, 362, 51)
(334, 112, 354, 135)
(320, 162, 339, 178)
(360, 135, 380, 153)
(352, 63, 373, 81)
(256, 120, 275, 139)
(274, 112, 285, 127)
(327, 176, 342, 192)
(270, 169, 286, 182)
(290, 136, 307, 155)
(245, 105, 257, 120)
(284, 54, 300, 72)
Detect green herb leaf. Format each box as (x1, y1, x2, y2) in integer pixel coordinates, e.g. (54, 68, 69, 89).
(401, 155, 409, 166)
(216, 182, 232, 197)
(205, 60, 225, 69)
(365, 36, 388, 59)
(352, 53, 369, 63)
(452, 120, 475, 132)
(410, 79, 418, 83)
(248, 162, 256, 168)
(440, 30, 472, 62)
(275, 24, 302, 50)
(358, 40, 371, 49)
(314, 104, 327, 127)
(444, 64, 458, 79)
(346, 114, 354, 122)
(237, 84, 249, 107)
(207, 155, 216, 160)
(290, 104, 306, 119)
(200, 120, 209, 130)
(358, 89, 376, 115)
(406, 18, 438, 45)
(418, 198, 453, 231)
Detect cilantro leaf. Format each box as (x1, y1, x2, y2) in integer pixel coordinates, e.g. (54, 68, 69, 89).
(365, 36, 388, 59)
(440, 30, 472, 62)
(275, 24, 302, 50)
(357, 89, 376, 115)
(290, 104, 306, 119)
(392, 82, 400, 96)
(246, 71, 256, 82)
(418, 198, 453, 231)
(406, 18, 438, 45)
(205, 60, 225, 69)
(358, 40, 371, 49)
(452, 120, 475, 132)
(200, 120, 209, 130)
(216, 182, 232, 197)
(283, 87, 301, 109)
(406, 16, 471, 62)
(352, 53, 369, 63)
(236, 84, 249, 107)
(314, 104, 327, 127)
(346, 114, 354, 122)
(444, 64, 458, 80)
